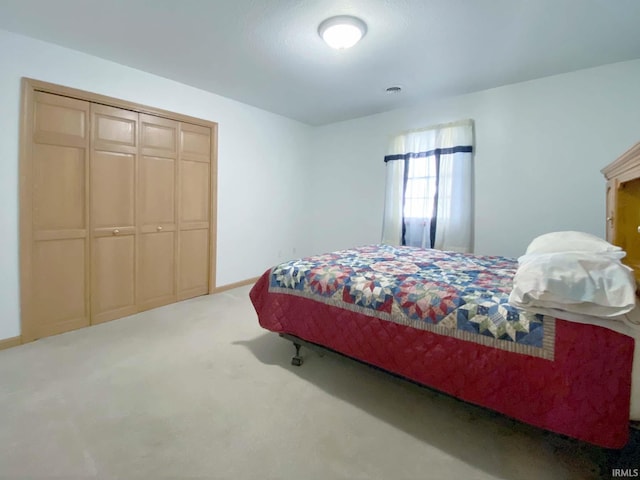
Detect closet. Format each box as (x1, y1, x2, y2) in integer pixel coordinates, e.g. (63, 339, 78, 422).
(21, 80, 217, 342)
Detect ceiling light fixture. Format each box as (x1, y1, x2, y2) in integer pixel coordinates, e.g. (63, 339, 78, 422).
(318, 15, 367, 50)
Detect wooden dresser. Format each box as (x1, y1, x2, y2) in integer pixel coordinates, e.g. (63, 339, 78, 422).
(602, 142, 640, 283)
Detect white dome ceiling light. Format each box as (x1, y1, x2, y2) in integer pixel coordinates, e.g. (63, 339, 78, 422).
(318, 15, 367, 50)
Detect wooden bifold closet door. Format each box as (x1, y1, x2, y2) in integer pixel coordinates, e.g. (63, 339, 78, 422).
(178, 122, 211, 300)
(21, 82, 216, 342)
(90, 104, 138, 324)
(138, 114, 179, 311)
(25, 92, 91, 340)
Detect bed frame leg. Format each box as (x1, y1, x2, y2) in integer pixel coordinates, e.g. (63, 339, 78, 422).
(291, 342, 303, 366)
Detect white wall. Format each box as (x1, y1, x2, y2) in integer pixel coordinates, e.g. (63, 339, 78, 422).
(307, 59, 640, 257)
(0, 29, 312, 340)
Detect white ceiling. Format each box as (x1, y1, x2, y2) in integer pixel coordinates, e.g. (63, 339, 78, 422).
(1, 0, 639, 126)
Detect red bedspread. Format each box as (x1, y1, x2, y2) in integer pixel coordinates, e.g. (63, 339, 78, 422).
(250, 271, 635, 448)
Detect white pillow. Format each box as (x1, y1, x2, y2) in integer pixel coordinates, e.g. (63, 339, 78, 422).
(509, 251, 636, 318)
(525, 231, 624, 258)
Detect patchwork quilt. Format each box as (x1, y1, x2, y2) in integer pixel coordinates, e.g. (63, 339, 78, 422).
(251, 244, 635, 448)
(269, 244, 555, 359)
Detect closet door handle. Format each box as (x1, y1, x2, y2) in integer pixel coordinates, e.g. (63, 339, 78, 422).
(113, 229, 120, 235)
(157, 226, 163, 231)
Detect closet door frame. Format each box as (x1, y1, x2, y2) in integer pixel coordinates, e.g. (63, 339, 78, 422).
(19, 78, 218, 343)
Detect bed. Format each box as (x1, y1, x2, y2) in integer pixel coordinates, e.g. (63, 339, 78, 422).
(250, 242, 640, 449)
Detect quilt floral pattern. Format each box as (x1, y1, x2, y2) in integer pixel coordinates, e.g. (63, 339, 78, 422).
(269, 244, 555, 359)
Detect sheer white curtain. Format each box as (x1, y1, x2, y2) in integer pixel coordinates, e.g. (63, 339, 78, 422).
(381, 159, 405, 245)
(381, 119, 474, 252)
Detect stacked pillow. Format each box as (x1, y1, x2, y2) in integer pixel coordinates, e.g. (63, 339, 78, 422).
(508, 231, 637, 320)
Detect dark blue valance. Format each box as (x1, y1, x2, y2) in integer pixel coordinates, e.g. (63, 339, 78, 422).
(384, 145, 473, 163)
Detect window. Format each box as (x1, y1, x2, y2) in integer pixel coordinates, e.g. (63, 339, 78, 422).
(404, 158, 437, 220)
(381, 119, 474, 252)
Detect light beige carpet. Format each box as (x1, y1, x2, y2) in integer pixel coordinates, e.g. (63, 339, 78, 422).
(0, 285, 612, 479)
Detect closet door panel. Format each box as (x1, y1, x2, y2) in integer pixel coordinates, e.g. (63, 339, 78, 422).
(140, 156, 175, 226)
(33, 144, 86, 231)
(93, 236, 135, 321)
(178, 158, 209, 299)
(33, 92, 87, 147)
(94, 111, 136, 149)
(179, 228, 209, 298)
(138, 115, 178, 309)
(138, 232, 176, 307)
(90, 104, 138, 324)
(180, 161, 209, 222)
(140, 114, 177, 158)
(92, 151, 135, 228)
(24, 92, 90, 341)
(32, 238, 87, 337)
(178, 123, 211, 300)
(180, 123, 210, 163)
